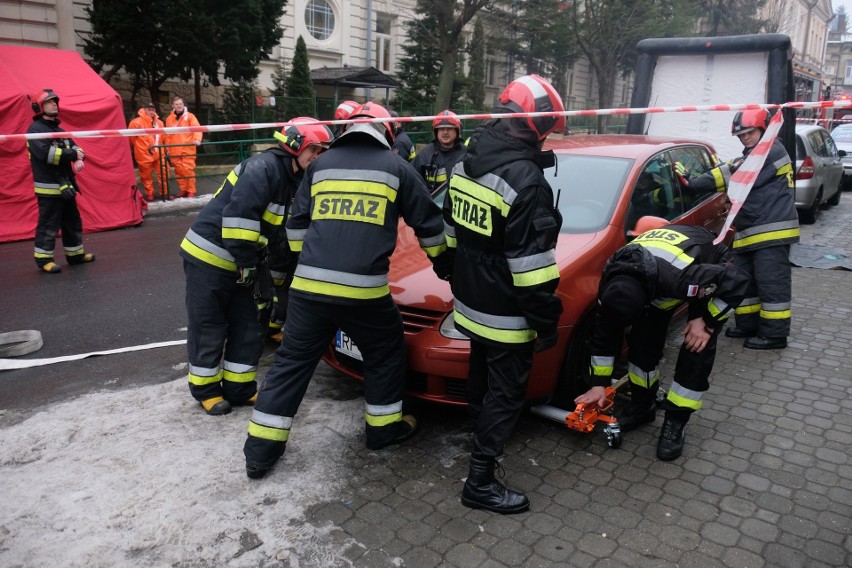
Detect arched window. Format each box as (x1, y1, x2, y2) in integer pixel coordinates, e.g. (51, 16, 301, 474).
(305, 0, 335, 41)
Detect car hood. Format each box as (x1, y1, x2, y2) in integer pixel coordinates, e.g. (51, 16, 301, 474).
(389, 224, 597, 311)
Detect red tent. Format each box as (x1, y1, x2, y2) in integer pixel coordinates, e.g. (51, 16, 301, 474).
(0, 45, 142, 243)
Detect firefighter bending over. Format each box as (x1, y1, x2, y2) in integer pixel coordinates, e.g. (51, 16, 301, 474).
(575, 223, 750, 461)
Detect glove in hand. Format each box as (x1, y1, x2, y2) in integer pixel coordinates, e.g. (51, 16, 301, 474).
(674, 161, 689, 183)
(237, 266, 257, 287)
(60, 185, 76, 201)
(534, 327, 558, 353)
(727, 156, 745, 173)
(431, 251, 454, 282)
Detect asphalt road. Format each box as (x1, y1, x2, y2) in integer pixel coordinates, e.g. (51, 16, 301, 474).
(0, 211, 210, 415)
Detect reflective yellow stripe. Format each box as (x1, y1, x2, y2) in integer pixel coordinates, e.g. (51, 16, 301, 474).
(365, 411, 402, 427)
(34, 186, 64, 196)
(290, 276, 389, 300)
(34, 251, 53, 259)
(733, 228, 800, 249)
(512, 265, 559, 287)
(289, 239, 303, 252)
(711, 167, 726, 192)
(454, 310, 536, 344)
(422, 243, 447, 258)
(223, 369, 256, 383)
(262, 209, 285, 225)
(446, 235, 457, 248)
(189, 370, 223, 386)
(591, 365, 613, 376)
(653, 298, 682, 310)
(760, 308, 791, 320)
(736, 303, 761, 314)
(248, 422, 289, 442)
(312, 179, 398, 202)
(180, 237, 237, 272)
(666, 389, 702, 411)
(222, 227, 260, 242)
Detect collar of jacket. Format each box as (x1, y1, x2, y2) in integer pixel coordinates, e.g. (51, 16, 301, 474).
(463, 121, 553, 177)
(332, 123, 391, 149)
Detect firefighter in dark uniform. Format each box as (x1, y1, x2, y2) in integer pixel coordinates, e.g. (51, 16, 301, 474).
(412, 110, 467, 191)
(443, 75, 565, 514)
(26, 89, 95, 273)
(686, 109, 798, 349)
(390, 110, 415, 161)
(180, 118, 332, 416)
(575, 223, 750, 461)
(243, 102, 453, 479)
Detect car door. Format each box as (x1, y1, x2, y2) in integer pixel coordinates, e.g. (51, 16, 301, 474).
(668, 145, 730, 236)
(624, 153, 685, 230)
(821, 130, 844, 192)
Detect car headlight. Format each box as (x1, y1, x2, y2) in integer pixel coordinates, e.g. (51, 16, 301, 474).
(439, 311, 469, 340)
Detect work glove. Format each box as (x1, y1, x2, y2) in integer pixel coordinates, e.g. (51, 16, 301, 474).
(431, 251, 454, 282)
(60, 185, 76, 201)
(236, 266, 257, 287)
(534, 326, 558, 353)
(674, 161, 689, 185)
(727, 156, 745, 173)
(273, 286, 290, 324)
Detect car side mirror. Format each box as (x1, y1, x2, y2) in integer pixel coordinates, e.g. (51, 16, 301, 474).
(839, 149, 847, 158)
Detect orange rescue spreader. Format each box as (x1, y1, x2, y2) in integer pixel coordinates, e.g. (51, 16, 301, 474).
(565, 386, 622, 448)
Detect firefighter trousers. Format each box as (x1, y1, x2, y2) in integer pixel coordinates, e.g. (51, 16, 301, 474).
(466, 339, 533, 458)
(33, 196, 84, 267)
(626, 306, 721, 421)
(732, 245, 792, 338)
(184, 261, 265, 405)
(244, 293, 408, 468)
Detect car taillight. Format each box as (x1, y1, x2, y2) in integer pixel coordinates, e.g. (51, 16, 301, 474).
(797, 156, 815, 180)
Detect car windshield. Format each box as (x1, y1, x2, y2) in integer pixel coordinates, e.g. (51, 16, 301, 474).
(432, 154, 631, 234)
(832, 126, 852, 142)
(545, 154, 633, 233)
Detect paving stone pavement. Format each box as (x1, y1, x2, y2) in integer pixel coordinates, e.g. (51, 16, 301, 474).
(263, 196, 852, 568)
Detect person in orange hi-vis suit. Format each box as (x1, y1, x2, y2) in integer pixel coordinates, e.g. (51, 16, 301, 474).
(164, 96, 203, 198)
(128, 102, 165, 201)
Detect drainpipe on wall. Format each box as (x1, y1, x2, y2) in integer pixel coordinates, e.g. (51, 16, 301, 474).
(366, 0, 373, 100)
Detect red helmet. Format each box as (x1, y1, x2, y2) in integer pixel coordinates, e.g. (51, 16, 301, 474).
(348, 101, 395, 143)
(731, 109, 769, 136)
(30, 88, 60, 116)
(273, 117, 334, 156)
(496, 75, 565, 141)
(334, 100, 359, 121)
(433, 110, 461, 137)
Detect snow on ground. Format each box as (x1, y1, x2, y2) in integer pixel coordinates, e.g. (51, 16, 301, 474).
(144, 193, 212, 216)
(0, 376, 365, 567)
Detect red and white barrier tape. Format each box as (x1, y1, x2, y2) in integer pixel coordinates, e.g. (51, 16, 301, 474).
(4, 100, 852, 143)
(713, 110, 785, 245)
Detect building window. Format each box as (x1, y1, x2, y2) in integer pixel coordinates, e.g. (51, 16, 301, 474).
(375, 13, 393, 72)
(305, 0, 335, 41)
(844, 61, 852, 86)
(485, 56, 499, 87)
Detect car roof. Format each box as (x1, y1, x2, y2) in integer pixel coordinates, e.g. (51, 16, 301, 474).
(795, 123, 829, 135)
(544, 134, 714, 159)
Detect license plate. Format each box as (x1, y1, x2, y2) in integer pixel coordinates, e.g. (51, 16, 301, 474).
(335, 329, 362, 361)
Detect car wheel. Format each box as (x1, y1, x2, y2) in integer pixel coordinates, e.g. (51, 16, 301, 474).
(828, 185, 841, 206)
(548, 315, 595, 409)
(800, 187, 822, 224)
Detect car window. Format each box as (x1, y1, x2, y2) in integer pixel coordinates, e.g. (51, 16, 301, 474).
(669, 145, 717, 210)
(809, 131, 826, 157)
(824, 132, 839, 157)
(544, 154, 632, 233)
(624, 154, 684, 229)
(831, 126, 852, 142)
(796, 135, 806, 162)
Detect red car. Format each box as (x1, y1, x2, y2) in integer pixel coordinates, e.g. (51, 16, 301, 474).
(324, 135, 731, 407)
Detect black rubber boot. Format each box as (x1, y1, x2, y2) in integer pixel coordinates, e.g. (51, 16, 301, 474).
(245, 442, 286, 480)
(744, 336, 787, 350)
(461, 455, 529, 514)
(366, 415, 418, 450)
(724, 326, 756, 339)
(657, 416, 686, 461)
(618, 401, 657, 432)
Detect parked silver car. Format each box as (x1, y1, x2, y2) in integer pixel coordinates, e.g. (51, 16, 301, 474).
(794, 124, 844, 224)
(830, 123, 852, 190)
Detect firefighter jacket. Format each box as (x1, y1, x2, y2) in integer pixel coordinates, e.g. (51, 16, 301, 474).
(411, 139, 467, 190)
(392, 130, 415, 161)
(164, 110, 202, 157)
(587, 224, 750, 385)
(26, 116, 83, 198)
(128, 108, 164, 166)
(442, 120, 563, 348)
(285, 127, 449, 304)
(180, 148, 300, 280)
(690, 139, 799, 252)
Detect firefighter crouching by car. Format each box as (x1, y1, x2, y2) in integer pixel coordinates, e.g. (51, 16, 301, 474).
(443, 75, 565, 514)
(179, 118, 332, 416)
(243, 101, 453, 480)
(575, 223, 750, 461)
(685, 109, 799, 350)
